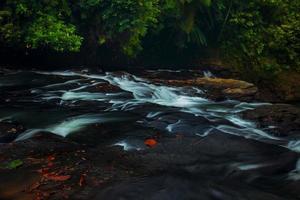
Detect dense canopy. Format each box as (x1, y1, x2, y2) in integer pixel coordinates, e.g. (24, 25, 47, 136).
(0, 0, 299, 74)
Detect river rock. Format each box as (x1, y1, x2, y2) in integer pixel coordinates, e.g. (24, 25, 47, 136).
(153, 77, 258, 101)
(85, 82, 122, 93)
(95, 132, 299, 200)
(0, 121, 25, 143)
(0, 131, 79, 158)
(242, 104, 300, 137)
(0, 129, 299, 200)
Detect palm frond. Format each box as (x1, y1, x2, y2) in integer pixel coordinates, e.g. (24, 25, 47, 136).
(189, 26, 207, 45)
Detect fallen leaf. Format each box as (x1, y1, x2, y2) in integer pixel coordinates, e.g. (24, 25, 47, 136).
(47, 155, 55, 161)
(37, 168, 49, 174)
(4, 159, 23, 169)
(26, 157, 43, 164)
(144, 139, 157, 148)
(28, 181, 41, 192)
(35, 192, 43, 200)
(44, 174, 71, 182)
(79, 174, 85, 187)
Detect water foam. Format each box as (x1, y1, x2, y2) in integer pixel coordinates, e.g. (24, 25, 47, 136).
(288, 159, 300, 181)
(16, 114, 123, 140)
(30, 70, 300, 153)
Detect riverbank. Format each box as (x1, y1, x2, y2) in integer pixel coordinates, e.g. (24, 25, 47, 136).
(1, 129, 299, 200)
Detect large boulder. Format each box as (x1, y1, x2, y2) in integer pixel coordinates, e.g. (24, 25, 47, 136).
(153, 77, 258, 101)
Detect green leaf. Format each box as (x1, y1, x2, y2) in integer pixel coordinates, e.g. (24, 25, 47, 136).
(5, 159, 23, 169)
(200, 0, 211, 7)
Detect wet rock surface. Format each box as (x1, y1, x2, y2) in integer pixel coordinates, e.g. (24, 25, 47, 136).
(0, 131, 299, 200)
(0, 121, 25, 143)
(242, 104, 300, 137)
(152, 77, 258, 101)
(0, 68, 299, 200)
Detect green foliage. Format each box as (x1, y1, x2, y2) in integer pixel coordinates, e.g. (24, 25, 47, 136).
(0, 10, 21, 43)
(0, 0, 299, 72)
(76, 0, 160, 56)
(220, 0, 300, 79)
(26, 14, 82, 52)
(7, 159, 23, 169)
(158, 0, 212, 48)
(0, 0, 82, 51)
(100, 0, 160, 56)
(0, 0, 159, 55)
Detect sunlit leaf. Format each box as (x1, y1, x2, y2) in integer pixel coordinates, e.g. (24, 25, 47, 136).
(5, 159, 23, 169)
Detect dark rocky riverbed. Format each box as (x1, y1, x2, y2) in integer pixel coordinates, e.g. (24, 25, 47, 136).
(0, 68, 299, 200)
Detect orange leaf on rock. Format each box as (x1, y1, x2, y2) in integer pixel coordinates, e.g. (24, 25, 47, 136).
(79, 174, 86, 187)
(144, 139, 157, 148)
(37, 168, 49, 174)
(44, 174, 71, 181)
(28, 181, 41, 192)
(47, 155, 55, 161)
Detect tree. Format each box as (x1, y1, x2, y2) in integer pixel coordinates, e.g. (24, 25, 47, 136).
(0, 0, 82, 51)
(0, 0, 160, 57)
(220, 0, 300, 79)
(158, 0, 212, 48)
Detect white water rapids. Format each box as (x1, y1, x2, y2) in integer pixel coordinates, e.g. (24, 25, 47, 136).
(0, 69, 299, 157)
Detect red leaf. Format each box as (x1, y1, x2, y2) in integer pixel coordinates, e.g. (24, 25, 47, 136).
(44, 174, 71, 181)
(28, 181, 41, 192)
(79, 174, 85, 187)
(47, 155, 55, 161)
(144, 139, 157, 148)
(37, 168, 49, 175)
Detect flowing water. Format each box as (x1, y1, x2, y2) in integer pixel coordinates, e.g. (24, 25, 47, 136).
(0, 69, 299, 199)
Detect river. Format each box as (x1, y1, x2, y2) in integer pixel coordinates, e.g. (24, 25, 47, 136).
(0, 68, 299, 199)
